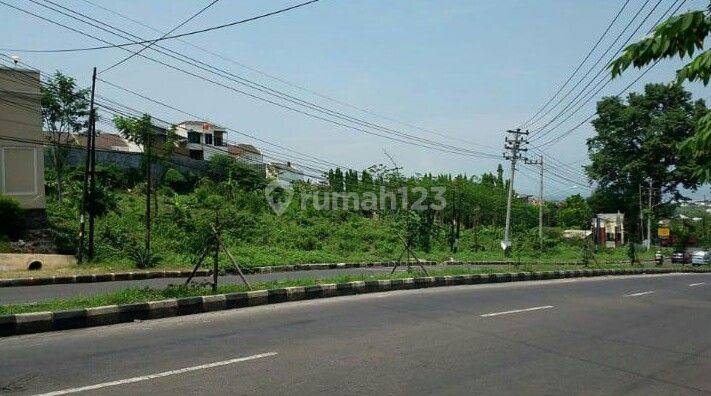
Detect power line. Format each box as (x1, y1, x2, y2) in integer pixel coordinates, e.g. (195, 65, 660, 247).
(532, 59, 660, 149)
(519, 0, 632, 129)
(528, 0, 664, 136)
(0, 0, 321, 53)
(99, 0, 221, 74)
(0, 58, 332, 179)
(5, 0, 501, 160)
(529, 0, 683, 144)
(71, 0, 498, 151)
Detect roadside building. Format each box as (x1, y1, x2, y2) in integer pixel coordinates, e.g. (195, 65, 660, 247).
(592, 212, 625, 248)
(71, 131, 142, 153)
(226, 143, 263, 165)
(175, 121, 226, 160)
(267, 161, 303, 183)
(0, 67, 45, 210)
(562, 229, 592, 240)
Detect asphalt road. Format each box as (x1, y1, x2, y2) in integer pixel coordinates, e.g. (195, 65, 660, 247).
(0, 273, 709, 395)
(0, 265, 507, 305)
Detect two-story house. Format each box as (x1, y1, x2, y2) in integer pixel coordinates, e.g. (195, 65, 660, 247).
(175, 121, 226, 160)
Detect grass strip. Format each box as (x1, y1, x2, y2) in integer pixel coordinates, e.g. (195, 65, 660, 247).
(0, 264, 698, 315)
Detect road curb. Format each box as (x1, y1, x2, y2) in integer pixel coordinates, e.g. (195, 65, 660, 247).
(1, 267, 708, 337)
(0, 259, 657, 288)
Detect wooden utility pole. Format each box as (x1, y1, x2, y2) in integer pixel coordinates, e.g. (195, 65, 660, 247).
(87, 79, 98, 260)
(647, 178, 652, 251)
(502, 128, 528, 254)
(77, 67, 96, 264)
(145, 132, 152, 259)
(213, 209, 220, 292)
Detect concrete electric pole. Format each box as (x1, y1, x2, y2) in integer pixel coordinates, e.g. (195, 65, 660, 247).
(502, 128, 528, 254)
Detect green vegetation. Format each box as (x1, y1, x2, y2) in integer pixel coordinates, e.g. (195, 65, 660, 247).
(0, 263, 677, 315)
(0, 195, 25, 240)
(42, 156, 658, 272)
(610, 3, 711, 181)
(586, 83, 707, 241)
(41, 71, 90, 200)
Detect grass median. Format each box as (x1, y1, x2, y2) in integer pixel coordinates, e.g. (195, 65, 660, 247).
(0, 263, 694, 315)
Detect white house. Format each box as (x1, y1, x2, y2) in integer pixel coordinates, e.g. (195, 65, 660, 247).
(175, 121, 226, 160)
(267, 161, 303, 184)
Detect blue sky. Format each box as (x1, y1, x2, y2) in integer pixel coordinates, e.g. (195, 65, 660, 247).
(2, 0, 709, 199)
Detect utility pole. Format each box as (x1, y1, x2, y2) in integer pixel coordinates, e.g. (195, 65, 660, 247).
(77, 67, 97, 264)
(638, 183, 644, 244)
(87, 75, 98, 261)
(145, 131, 152, 259)
(525, 154, 543, 250)
(647, 178, 652, 251)
(502, 128, 528, 254)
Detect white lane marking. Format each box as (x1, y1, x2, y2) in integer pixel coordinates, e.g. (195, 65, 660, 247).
(36, 352, 278, 396)
(480, 305, 554, 317)
(623, 291, 655, 297)
(689, 282, 706, 287)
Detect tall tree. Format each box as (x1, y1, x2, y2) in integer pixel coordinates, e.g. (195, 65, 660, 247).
(586, 83, 706, 238)
(610, 3, 711, 181)
(41, 71, 90, 200)
(556, 194, 592, 229)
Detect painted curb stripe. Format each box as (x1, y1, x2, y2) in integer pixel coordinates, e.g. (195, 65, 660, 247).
(1, 268, 709, 337)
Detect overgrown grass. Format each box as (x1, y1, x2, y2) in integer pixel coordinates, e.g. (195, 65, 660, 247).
(42, 189, 659, 271)
(0, 263, 685, 315)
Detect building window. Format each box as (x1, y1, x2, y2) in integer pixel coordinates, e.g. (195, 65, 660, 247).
(204, 134, 213, 145)
(214, 131, 223, 146)
(187, 130, 200, 144)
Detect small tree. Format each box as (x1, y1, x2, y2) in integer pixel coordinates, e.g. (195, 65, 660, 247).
(113, 114, 172, 263)
(41, 72, 90, 200)
(627, 242, 638, 266)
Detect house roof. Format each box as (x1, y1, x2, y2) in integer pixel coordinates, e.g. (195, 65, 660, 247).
(226, 143, 262, 156)
(73, 131, 130, 151)
(177, 120, 225, 130)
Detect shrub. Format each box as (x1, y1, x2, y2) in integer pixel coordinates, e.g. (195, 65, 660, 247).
(0, 195, 25, 240)
(163, 168, 188, 192)
(128, 247, 162, 269)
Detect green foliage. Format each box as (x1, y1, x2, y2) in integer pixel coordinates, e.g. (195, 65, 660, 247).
(610, 11, 710, 82)
(556, 194, 592, 229)
(42, 157, 662, 269)
(41, 71, 90, 134)
(163, 168, 187, 192)
(128, 247, 162, 269)
(206, 154, 266, 191)
(0, 195, 25, 240)
(586, 83, 706, 238)
(610, 6, 711, 181)
(627, 242, 637, 264)
(41, 71, 90, 199)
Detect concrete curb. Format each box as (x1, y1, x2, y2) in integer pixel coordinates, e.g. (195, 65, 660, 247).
(0, 259, 658, 287)
(1, 267, 708, 337)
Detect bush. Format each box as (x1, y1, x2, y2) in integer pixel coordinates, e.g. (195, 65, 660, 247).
(163, 168, 188, 192)
(128, 247, 162, 269)
(0, 195, 25, 240)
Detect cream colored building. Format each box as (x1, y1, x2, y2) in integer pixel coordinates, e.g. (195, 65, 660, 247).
(0, 67, 45, 209)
